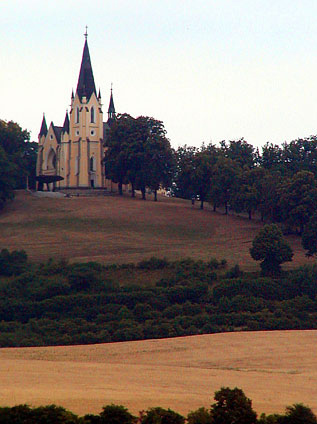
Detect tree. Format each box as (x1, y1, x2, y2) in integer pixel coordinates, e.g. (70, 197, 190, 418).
(174, 145, 198, 199)
(281, 403, 317, 424)
(210, 387, 257, 424)
(210, 157, 241, 214)
(0, 119, 37, 190)
(105, 114, 174, 200)
(191, 145, 218, 209)
(278, 171, 317, 234)
(250, 224, 293, 275)
(219, 139, 256, 169)
(187, 407, 213, 424)
(141, 407, 185, 424)
(302, 213, 317, 257)
(99, 404, 136, 424)
(0, 146, 16, 208)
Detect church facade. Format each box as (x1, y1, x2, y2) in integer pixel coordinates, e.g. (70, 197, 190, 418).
(36, 35, 117, 191)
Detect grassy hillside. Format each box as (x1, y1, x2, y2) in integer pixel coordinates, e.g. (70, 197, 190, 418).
(1, 330, 316, 416)
(0, 191, 310, 270)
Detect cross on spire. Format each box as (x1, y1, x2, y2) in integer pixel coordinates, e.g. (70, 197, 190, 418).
(84, 26, 88, 40)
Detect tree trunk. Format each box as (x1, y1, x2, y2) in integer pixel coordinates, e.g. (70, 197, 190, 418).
(141, 187, 146, 200)
(200, 199, 204, 209)
(225, 202, 228, 215)
(154, 190, 157, 201)
(118, 182, 123, 196)
(213, 203, 216, 212)
(131, 182, 135, 198)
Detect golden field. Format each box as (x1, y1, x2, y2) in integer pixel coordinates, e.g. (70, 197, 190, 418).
(0, 330, 316, 416)
(0, 191, 310, 269)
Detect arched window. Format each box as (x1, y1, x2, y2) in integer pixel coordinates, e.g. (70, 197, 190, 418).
(76, 107, 80, 124)
(91, 106, 95, 123)
(46, 148, 56, 171)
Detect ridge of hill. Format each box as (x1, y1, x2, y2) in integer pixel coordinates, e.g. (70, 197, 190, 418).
(0, 191, 310, 269)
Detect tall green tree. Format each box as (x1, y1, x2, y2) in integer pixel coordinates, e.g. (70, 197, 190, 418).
(174, 145, 198, 199)
(220, 139, 256, 169)
(250, 224, 293, 275)
(105, 114, 174, 200)
(281, 403, 317, 424)
(278, 171, 317, 234)
(210, 387, 257, 424)
(0, 146, 17, 208)
(191, 144, 218, 209)
(210, 157, 241, 214)
(0, 119, 36, 190)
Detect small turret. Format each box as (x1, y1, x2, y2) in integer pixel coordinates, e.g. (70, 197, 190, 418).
(63, 111, 70, 134)
(108, 86, 116, 122)
(39, 114, 48, 137)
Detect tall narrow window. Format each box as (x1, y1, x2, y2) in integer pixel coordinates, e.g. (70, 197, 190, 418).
(91, 106, 95, 123)
(76, 107, 80, 124)
(90, 156, 96, 172)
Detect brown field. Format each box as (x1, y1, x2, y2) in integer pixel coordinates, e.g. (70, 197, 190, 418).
(0, 191, 311, 270)
(0, 330, 317, 416)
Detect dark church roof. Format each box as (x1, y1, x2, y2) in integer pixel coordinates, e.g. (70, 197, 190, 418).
(39, 114, 48, 137)
(52, 124, 63, 143)
(76, 39, 96, 100)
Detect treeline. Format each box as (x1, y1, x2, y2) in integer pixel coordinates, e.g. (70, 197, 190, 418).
(2, 251, 317, 347)
(0, 120, 37, 208)
(175, 138, 317, 232)
(0, 387, 316, 423)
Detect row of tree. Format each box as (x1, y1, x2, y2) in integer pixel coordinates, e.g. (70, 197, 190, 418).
(0, 387, 316, 423)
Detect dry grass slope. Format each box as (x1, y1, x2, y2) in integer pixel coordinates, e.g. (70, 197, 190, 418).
(0, 191, 310, 270)
(0, 330, 316, 416)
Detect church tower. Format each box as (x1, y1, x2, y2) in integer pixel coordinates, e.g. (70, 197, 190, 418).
(37, 31, 117, 191)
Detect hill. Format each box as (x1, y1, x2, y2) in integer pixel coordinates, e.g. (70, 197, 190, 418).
(0, 191, 310, 270)
(0, 330, 316, 416)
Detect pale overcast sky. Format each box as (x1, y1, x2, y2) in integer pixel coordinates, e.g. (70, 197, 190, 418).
(2, 0, 317, 149)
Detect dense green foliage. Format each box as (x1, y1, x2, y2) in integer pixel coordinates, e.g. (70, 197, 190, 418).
(104, 114, 175, 200)
(1, 252, 317, 348)
(0, 120, 37, 207)
(250, 225, 293, 275)
(174, 137, 317, 255)
(0, 388, 315, 424)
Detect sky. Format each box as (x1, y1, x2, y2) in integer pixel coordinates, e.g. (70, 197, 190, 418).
(2, 0, 317, 150)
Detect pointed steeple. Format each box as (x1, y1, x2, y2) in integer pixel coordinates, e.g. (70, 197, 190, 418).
(39, 114, 48, 137)
(98, 88, 101, 100)
(76, 34, 96, 101)
(63, 110, 70, 134)
(108, 86, 116, 121)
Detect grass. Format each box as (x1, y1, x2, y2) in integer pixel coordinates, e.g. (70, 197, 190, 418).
(0, 190, 311, 270)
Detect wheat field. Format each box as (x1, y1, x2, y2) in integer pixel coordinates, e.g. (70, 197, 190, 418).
(0, 330, 316, 417)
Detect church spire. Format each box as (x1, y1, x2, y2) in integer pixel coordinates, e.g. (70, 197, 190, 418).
(39, 114, 48, 137)
(76, 31, 96, 101)
(108, 85, 116, 121)
(63, 110, 70, 134)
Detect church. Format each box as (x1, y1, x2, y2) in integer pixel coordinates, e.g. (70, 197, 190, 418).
(36, 33, 118, 191)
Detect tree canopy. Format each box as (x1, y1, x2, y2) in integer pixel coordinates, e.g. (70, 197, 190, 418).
(250, 224, 293, 275)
